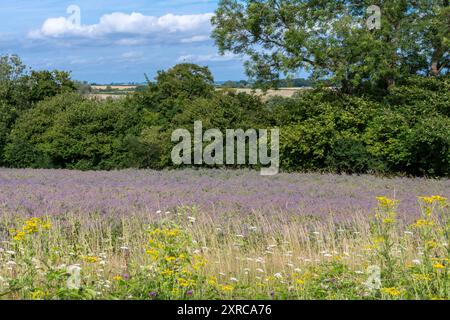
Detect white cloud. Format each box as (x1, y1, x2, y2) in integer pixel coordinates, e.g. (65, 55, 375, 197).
(180, 35, 211, 43)
(177, 52, 239, 63)
(28, 12, 214, 43)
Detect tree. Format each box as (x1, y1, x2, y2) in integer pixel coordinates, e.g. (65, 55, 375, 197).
(212, 0, 450, 93)
(4, 93, 142, 169)
(131, 63, 215, 124)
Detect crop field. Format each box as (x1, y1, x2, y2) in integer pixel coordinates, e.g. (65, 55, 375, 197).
(0, 169, 448, 300)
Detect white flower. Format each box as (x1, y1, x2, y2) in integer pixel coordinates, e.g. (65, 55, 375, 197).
(274, 273, 283, 279)
(256, 268, 265, 273)
(120, 246, 129, 251)
(6, 261, 16, 266)
(412, 259, 421, 265)
(156, 210, 162, 214)
(188, 216, 196, 223)
(230, 278, 239, 282)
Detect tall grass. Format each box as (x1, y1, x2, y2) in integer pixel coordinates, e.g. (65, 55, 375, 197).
(0, 196, 448, 300)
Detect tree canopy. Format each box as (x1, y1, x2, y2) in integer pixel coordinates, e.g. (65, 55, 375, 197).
(212, 0, 450, 93)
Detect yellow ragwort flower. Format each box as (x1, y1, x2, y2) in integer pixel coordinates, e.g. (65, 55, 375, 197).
(433, 263, 445, 270)
(83, 256, 99, 263)
(219, 285, 234, 293)
(413, 219, 435, 228)
(376, 197, 398, 208)
(380, 287, 402, 297)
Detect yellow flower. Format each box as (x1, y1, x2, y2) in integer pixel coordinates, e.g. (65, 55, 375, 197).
(177, 278, 196, 288)
(161, 269, 175, 277)
(165, 256, 177, 263)
(380, 287, 402, 297)
(413, 219, 435, 228)
(419, 196, 447, 205)
(31, 290, 47, 300)
(382, 218, 396, 225)
(376, 197, 398, 208)
(433, 263, 445, 270)
(83, 256, 98, 263)
(165, 229, 180, 237)
(146, 248, 159, 261)
(412, 274, 432, 281)
(113, 276, 123, 281)
(13, 231, 26, 242)
(171, 288, 180, 295)
(207, 277, 217, 286)
(432, 257, 450, 263)
(192, 256, 208, 271)
(425, 240, 438, 250)
(295, 279, 305, 285)
(219, 285, 234, 293)
(431, 196, 447, 202)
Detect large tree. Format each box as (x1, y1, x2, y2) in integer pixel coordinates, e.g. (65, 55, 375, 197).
(212, 0, 449, 92)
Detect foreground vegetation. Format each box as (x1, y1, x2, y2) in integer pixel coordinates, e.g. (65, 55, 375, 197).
(0, 195, 448, 300)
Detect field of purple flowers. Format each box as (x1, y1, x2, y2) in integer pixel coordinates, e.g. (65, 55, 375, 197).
(0, 169, 449, 221)
(0, 169, 449, 300)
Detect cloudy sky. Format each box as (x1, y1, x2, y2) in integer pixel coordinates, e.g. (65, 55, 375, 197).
(0, 0, 246, 83)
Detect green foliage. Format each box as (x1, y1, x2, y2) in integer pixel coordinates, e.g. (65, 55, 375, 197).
(132, 63, 215, 126)
(0, 54, 77, 164)
(212, 0, 450, 93)
(4, 93, 142, 169)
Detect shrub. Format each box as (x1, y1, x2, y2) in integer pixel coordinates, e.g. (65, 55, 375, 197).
(5, 93, 142, 169)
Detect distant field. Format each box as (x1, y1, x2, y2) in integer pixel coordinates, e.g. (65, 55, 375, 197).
(88, 87, 309, 100)
(91, 85, 138, 91)
(226, 87, 310, 99)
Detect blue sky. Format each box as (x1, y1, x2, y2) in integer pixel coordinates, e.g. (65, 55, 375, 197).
(0, 0, 247, 83)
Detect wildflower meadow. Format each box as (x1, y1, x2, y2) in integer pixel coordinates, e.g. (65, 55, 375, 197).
(0, 169, 448, 300)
